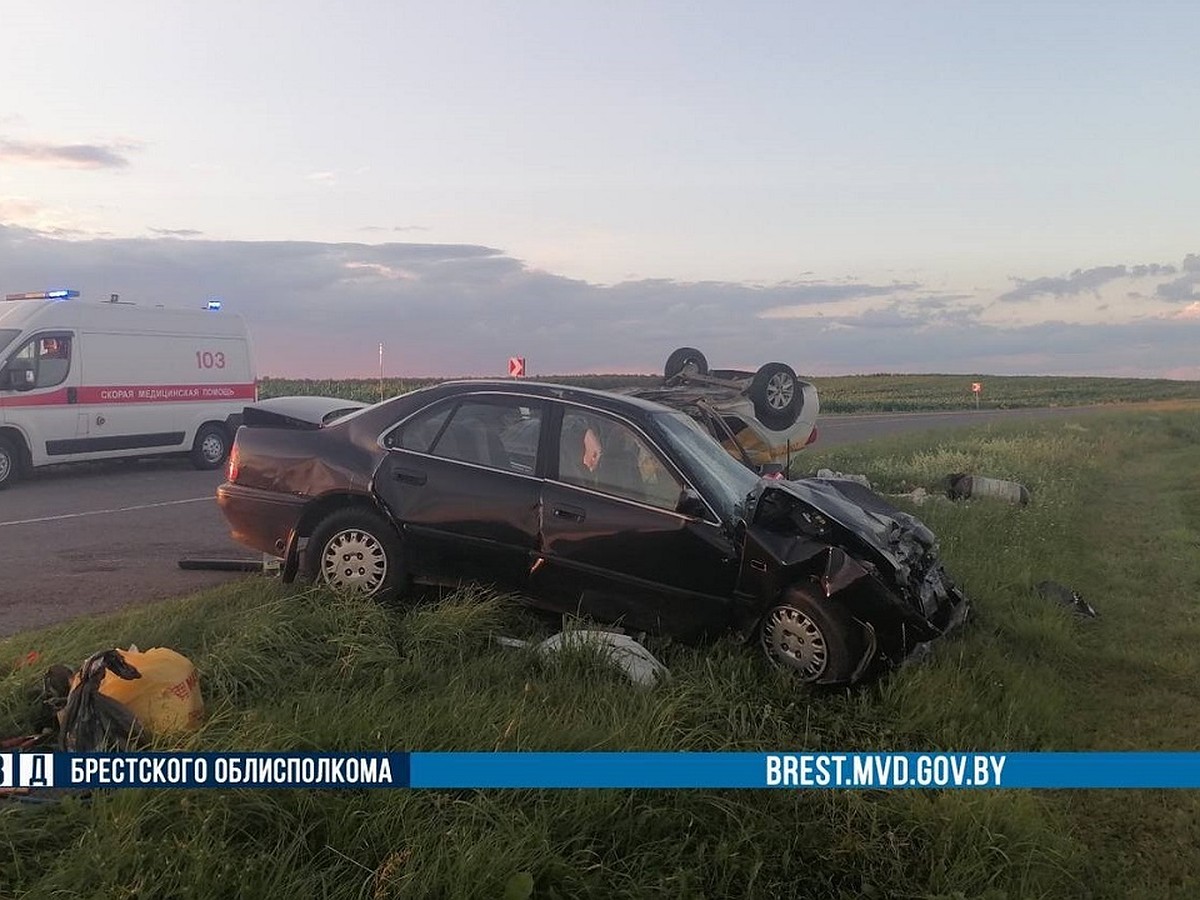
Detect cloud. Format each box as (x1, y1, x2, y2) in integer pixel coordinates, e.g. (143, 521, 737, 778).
(997, 264, 1171, 303)
(1175, 301, 1200, 320)
(0, 138, 134, 169)
(149, 228, 203, 238)
(1156, 273, 1200, 302)
(306, 171, 337, 185)
(0, 225, 1194, 379)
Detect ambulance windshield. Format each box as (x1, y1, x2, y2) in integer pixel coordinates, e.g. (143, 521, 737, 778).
(0, 328, 18, 356)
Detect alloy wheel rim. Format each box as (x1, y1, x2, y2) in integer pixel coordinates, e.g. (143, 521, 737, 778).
(766, 373, 795, 410)
(201, 434, 225, 463)
(763, 606, 827, 680)
(0, 451, 10, 483)
(320, 529, 388, 594)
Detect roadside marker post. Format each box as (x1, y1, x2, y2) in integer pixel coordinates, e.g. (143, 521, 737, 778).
(971, 382, 982, 410)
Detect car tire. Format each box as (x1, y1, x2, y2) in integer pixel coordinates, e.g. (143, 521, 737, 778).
(663, 347, 709, 379)
(749, 362, 801, 430)
(0, 436, 20, 490)
(303, 508, 404, 599)
(190, 423, 230, 470)
(760, 585, 866, 684)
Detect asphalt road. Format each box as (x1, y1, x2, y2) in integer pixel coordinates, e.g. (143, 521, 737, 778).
(0, 404, 1118, 637)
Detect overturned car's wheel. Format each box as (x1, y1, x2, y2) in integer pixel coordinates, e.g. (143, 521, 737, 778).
(303, 508, 404, 599)
(760, 586, 866, 684)
(663, 347, 709, 380)
(749, 362, 800, 430)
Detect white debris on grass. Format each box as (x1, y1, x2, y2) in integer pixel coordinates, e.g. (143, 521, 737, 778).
(815, 468, 873, 489)
(494, 630, 670, 687)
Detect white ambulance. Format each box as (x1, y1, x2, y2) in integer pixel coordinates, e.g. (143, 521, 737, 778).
(0, 290, 256, 489)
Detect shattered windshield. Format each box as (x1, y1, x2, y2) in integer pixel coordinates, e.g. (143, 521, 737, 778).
(655, 411, 760, 521)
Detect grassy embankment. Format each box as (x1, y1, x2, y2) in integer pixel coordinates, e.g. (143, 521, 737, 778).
(259, 372, 1200, 413)
(2, 408, 1200, 898)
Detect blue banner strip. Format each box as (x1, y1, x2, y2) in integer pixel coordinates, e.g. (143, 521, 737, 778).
(5, 751, 1200, 790)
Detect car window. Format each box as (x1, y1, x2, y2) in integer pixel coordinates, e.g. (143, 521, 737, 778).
(1, 333, 72, 390)
(655, 411, 760, 521)
(558, 409, 683, 510)
(391, 398, 542, 474)
(389, 404, 453, 452)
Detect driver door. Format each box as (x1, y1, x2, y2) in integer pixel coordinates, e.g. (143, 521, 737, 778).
(532, 406, 740, 639)
(0, 332, 86, 462)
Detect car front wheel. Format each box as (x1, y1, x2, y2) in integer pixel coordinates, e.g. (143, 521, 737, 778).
(303, 509, 404, 599)
(760, 586, 866, 684)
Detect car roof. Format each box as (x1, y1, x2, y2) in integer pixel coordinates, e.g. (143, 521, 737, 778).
(432, 379, 679, 417)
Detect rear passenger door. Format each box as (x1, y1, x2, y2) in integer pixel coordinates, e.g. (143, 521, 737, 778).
(374, 394, 545, 589)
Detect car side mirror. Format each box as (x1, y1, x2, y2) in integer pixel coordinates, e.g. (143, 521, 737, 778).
(676, 488, 708, 519)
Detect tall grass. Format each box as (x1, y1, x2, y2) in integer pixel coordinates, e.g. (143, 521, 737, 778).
(3, 409, 1200, 898)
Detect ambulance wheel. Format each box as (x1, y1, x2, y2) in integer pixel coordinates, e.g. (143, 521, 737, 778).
(190, 424, 229, 470)
(0, 436, 20, 489)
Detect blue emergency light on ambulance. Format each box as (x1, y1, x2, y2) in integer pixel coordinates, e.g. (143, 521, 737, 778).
(0, 289, 256, 489)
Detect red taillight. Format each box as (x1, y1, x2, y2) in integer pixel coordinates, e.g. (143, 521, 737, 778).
(227, 444, 240, 482)
(805, 425, 819, 446)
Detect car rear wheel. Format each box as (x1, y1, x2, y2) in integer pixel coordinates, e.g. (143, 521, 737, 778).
(303, 509, 404, 599)
(190, 423, 230, 470)
(0, 436, 20, 490)
(664, 347, 709, 379)
(760, 586, 865, 684)
(749, 362, 800, 430)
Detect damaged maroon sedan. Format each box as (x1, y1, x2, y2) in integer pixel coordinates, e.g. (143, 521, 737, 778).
(218, 382, 967, 684)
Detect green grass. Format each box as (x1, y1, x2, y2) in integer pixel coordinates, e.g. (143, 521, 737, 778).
(258, 372, 1200, 413)
(3, 410, 1200, 898)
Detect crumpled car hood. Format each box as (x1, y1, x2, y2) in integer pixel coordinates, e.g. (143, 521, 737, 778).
(750, 477, 937, 577)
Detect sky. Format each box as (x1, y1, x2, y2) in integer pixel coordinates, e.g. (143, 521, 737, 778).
(2, 1, 1198, 379)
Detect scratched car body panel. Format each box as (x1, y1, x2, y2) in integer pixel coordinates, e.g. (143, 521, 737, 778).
(218, 381, 967, 684)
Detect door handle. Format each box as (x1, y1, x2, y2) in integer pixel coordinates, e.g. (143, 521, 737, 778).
(393, 468, 427, 485)
(553, 504, 586, 523)
(66, 387, 78, 404)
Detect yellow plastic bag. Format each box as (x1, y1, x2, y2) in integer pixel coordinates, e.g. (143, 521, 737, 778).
(95, 647, 204, 733)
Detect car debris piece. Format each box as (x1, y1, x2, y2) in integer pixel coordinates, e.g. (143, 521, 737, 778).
(218, 379, 967, 686)
(495, 631, 670, 687)
(946, 473, 1031, 505)
(816, 469, 873, 489)
(178, 557, 263, 572)
(1036, 581, 1098, 618)
(888, 487, 931, 505)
